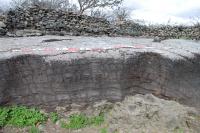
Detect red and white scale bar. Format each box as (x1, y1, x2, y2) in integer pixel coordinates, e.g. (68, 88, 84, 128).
(10, 44, 155, 53)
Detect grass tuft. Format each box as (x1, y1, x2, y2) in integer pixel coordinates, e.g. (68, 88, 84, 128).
(50, 112, 59, 123)
(61, 113, 104, 129)
(0, 106, 47, 127)
(29, 126, 40, 133)
(100, 128, 108, 133)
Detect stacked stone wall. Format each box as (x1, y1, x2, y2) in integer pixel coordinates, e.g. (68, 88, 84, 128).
(0, 6, 199, 40)
(5, 5, 114, 36)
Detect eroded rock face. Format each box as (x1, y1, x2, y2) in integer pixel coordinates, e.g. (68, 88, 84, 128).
(0, 36, 199, 109)
(0, 53, 200, 108)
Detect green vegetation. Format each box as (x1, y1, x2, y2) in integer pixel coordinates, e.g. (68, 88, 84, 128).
(174, 127, 184, 133)
(0, 106, 47, 127)
(50, 112, 59, 123)
(0, 107, 9, 127)
(0, 106, 107, 131)
(29, 126, 40, 133)
(100, 128, 108, 133)
(61, 113, 104, 129)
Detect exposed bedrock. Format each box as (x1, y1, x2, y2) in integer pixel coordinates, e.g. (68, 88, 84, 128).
(0, 52, 200, 108)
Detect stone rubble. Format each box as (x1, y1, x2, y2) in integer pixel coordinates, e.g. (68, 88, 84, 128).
(0, 5, 199, 39)
(0, 15, 7, 36)
(5, 5, 113, 37)
(117, 20, 200, 40)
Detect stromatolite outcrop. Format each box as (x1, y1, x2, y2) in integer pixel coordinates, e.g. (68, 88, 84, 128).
(0, 36, 200, 109)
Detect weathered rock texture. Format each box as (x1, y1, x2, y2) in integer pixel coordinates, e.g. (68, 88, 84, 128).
(0, 36, 200, 109)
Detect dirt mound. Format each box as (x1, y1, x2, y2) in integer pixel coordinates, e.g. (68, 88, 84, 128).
(106, 94, 200, 133)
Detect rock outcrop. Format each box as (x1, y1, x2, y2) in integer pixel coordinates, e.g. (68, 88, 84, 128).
(0, 36, 200, 109)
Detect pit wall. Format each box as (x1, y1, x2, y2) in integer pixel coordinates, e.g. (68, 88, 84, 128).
(0, 53, 200, 109)
(0, 6, 199, 39)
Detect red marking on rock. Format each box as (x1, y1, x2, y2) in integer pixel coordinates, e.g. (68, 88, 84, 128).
(68, 48, 80, 52)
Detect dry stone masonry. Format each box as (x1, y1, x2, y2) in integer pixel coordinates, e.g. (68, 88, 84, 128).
(0, 5, 199, 39)
(117, 21, 200, 40)
(5, 5, 113, 37)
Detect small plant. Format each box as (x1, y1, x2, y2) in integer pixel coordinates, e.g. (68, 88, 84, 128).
(61, 114, 89, 129)
(0, 106, 47, 127)
(29, 126, 40, 133)
(90, 113, 104, 126)
(174, 127, 184, 133)
(61, 113, 104, 129)
(50, 112, 59, 123)
(0, 107, 9, 127)
(100, 128, 108, 133)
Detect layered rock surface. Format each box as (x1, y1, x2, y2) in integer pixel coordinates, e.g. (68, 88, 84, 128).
(0, 35, 200, 108)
